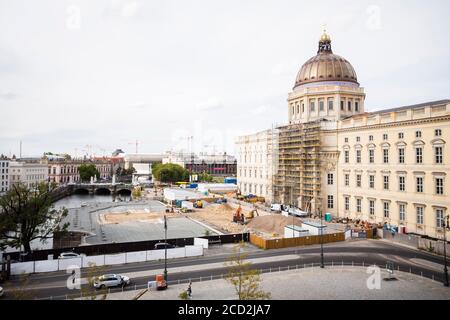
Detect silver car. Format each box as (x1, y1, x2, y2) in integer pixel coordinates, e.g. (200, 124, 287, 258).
(93, 274, 130, 289)
(58, 252, 81, 259)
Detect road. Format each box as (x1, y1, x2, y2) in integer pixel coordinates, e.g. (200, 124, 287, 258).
(2, 239, 449, 300)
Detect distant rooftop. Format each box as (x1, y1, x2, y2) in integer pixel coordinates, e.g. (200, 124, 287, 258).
(370, 99, 449, 115)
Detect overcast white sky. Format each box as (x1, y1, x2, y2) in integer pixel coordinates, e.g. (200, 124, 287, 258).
(0, 0, 449, 158)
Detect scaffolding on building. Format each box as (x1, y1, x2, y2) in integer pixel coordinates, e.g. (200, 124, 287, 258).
(273, 121, 322, 213)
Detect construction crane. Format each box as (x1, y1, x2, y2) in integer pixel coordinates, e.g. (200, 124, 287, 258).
(128, 140, 139, 154)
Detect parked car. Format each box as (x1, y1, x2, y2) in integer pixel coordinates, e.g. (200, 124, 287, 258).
(58, 252, 81, 259)
(270, 203, 285, 213)
(0, 286, 3, 298)
(154, 242, 175, 250)
(93, 274, 130, 289)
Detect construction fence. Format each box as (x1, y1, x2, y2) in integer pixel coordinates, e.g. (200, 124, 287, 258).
(250, 232, 345, 250)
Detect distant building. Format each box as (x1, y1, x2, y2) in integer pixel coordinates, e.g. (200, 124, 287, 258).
(45, 158, 114, 184)
(9, 160, 48, 188)
(123, 154, 164, 170)
(235, 129, 278, 202)
(0, 156, 10, 194)
(163, 151, 237, 176)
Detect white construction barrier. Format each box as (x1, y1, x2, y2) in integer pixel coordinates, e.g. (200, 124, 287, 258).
(58, 257, 83, 270)
(9, 245, 204, 275)
(166, 247, 185, 259)
(147, 249, 165, 261)
(11, 261, 34, 275)
(125, 251, 147, 263)
(35, 260, 59, 273)
(194, 237, 209, 249)
(185, 245, 203, 257)
(82, 255, 105, 268)
(104, 253, 126, 265)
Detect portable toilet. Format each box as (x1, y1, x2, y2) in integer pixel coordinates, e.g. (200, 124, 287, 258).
(325, 212, 332, 222)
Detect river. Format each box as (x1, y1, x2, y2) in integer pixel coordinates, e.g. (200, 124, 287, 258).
(54, 194, 131, 209)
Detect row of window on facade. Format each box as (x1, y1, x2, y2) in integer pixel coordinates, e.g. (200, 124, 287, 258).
(238, 168, 268, 179)
(239, 153, 265, 164)
(344, 129, 443, 144)
(0, 162, 9, 167)
(239, 182, 267, 196)
(327, 195, 446, 229)
(291, 98, 361, 115)
(343, 145, 444, 165)
(327, 172, 445, 195)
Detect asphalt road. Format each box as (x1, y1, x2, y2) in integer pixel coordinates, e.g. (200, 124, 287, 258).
(2, 239, 449, 300)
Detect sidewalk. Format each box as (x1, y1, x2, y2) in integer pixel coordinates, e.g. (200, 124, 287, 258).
(106, 266, 450, 300)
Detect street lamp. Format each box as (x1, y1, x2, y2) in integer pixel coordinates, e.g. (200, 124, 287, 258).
(319, 208, 324, 269)
(164, 215, 168, 281)
(443, 214, 449, 287)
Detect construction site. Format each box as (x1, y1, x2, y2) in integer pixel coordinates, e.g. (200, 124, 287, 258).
(273, 121, 322, 213)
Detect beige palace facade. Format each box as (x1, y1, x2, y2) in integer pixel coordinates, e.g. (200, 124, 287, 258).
(237, 31, 449, 240)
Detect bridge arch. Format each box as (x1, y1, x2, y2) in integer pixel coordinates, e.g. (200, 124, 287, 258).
(117, 188, 132, 196)
(73, 188, 89, 195)
(95, 188, 111, 195)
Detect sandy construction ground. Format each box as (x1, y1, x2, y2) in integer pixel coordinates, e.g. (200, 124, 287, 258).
(189, 203, 246, 234)
(99, 210, 178, 225)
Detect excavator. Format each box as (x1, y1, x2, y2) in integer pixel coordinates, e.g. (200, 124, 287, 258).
(233, 205, 259, 225)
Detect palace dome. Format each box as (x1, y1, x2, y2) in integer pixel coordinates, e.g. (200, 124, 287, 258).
(294, 31, 358, 89)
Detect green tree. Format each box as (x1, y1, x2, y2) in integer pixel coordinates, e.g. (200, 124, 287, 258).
(197, 172, 214, 182)
(79, 262, 109, 300)
(224, 242, 271, 300)
(152, 163, 189, 183)
(0, 182, 69, 255)
(78, 164, 100, 182)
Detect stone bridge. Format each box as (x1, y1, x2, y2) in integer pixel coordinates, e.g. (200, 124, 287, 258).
(69, 183, 134, 196)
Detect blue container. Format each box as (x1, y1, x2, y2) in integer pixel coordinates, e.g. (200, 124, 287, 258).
(188, 183, 198, 188)
(325, 213, 332, 222)
(224, 177, 237, 184)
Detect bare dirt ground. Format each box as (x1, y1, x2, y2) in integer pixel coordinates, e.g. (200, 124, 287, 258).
(187, 203, 302, 237)
(247, 215, 302, 237)
(99, 210, 178, 225)
(188, 203, 246, 234)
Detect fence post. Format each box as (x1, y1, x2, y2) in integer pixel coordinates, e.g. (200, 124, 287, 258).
(210, 275, 212, 281)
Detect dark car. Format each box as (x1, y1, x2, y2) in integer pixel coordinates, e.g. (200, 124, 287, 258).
(154, 243, 175, 250)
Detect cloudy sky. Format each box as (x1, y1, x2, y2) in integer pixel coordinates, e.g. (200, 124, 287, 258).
(0, 0, 449, 158)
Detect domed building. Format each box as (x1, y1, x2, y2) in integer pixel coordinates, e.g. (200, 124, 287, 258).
(287, 31, 365, 124)
(237, 31, 450, 241)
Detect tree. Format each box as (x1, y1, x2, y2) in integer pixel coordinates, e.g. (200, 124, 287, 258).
(224, 242, 271, 300)
(0, 182, 69, 255)
(79, 263, 109, 300)
(152, 163, 189, 183)
(198, 173, 214, 182)
(78, 164, 100, 182)
(132, 186, 142, 199)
